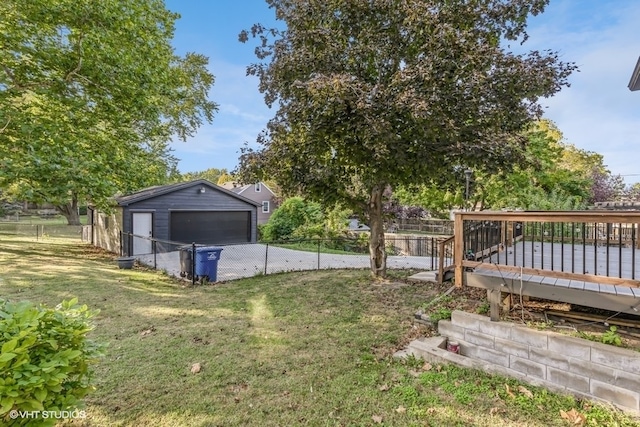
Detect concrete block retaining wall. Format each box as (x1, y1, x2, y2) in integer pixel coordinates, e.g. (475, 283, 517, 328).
(438, 310, 640, 414)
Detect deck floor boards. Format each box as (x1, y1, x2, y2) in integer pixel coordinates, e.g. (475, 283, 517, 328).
(483, 241, 640, 278)
(583, 282, 599, 292)
(568, 280, 585, 290)
(472, 240, 640, 298)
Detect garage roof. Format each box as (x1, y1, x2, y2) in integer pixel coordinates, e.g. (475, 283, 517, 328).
(115, 179, 260, 207)
(629, 56, 640, 91)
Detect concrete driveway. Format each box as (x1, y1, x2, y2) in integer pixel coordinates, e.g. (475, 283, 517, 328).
(138, 243, 435, 282)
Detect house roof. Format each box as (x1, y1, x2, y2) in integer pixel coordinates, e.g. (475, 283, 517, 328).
(218, 181, 276, 196)
(218, 182, 244, 193)
(115, 179, 260, 207)
(629, 56, 640, 91)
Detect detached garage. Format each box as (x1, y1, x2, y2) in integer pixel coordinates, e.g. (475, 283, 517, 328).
(88, 179, 259, 255)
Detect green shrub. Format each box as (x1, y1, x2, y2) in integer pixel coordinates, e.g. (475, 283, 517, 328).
(0, 298, 104, 426)
(601, 326, 623, 347)
(261, 197, 324, 241)
(429, 307, 452, 324)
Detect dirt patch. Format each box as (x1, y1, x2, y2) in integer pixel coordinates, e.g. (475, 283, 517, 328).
(415, 278, 640, 352)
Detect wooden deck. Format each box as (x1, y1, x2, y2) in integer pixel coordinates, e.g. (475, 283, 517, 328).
(467, 267, 640, 317)
(450, 211, 640, 319)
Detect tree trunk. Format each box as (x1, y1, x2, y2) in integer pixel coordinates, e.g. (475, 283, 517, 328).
(56, 196, 81, 226)
(368, 185, 387, 277)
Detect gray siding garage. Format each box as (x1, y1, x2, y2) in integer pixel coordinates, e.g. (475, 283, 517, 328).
(90, 179, 259, 255)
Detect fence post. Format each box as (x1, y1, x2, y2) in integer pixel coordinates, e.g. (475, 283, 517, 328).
(120, 231, 124, 256)
(264, 243, 269, 276)
(191, 242, 196, 286)
(153, 239, 157, 270)
(317, 239, 321, 270)
(430, 237, 435, 270)
(36, 225, 39, 241)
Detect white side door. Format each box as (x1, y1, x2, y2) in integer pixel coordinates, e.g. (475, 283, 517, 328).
(132, 212, 153, 255)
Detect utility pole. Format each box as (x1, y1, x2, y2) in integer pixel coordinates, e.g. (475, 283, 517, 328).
(464, 169, 473, 211)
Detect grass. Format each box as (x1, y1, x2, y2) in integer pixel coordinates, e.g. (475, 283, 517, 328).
(1, 234, 639, 426)
(0, 214, 88, 225)
(270, 242, 353, 255)
(271, 240, 366, 255)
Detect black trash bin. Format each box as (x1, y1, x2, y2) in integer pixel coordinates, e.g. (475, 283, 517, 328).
(178, 245, 196, 278)
(194, 246, 223, 282)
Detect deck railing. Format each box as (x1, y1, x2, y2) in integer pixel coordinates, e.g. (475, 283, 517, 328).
(452, 211, 640, 288)
(390, 218, 454, 235)
(438, 236, 455, 284)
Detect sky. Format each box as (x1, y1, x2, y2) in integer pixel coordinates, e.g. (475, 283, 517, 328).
(164, 0, 640, 183)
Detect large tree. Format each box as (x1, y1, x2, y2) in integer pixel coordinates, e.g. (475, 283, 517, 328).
(389, 120, 594, 217)
(0, 0, 217, 224)
(237, 0, 576, 277)
(476, 120, 593, 210)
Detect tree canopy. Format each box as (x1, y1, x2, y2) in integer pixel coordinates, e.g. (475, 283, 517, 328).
(392, 119, 623, 216)
(0, 0, 217, 224)
(475, 120, 593, 210)
(180, 168, 231, 185)
(238, 0, 576, 276)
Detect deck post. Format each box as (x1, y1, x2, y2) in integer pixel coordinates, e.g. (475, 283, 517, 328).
(503, 221, 511, 247)
(454, 213, 465, 287)
(488, 289, 501, 321)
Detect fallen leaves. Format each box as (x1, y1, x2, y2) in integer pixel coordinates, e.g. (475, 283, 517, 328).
(372, 415, 383, 423)
(560, 408, 586, 426)
(139, 326, 156, 337)
(517, 385, 533, 398)
(505, 384, 516, 398)
(489, 407, 505, 416)
(190, 362, 202, 374)
(502, 383, 586, 426)
(504, 384, 533, 399)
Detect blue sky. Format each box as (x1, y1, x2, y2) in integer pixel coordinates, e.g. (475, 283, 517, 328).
(165, 0, 640, 183)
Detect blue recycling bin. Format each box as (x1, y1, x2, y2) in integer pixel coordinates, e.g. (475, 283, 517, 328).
(194, 246, 223, 281)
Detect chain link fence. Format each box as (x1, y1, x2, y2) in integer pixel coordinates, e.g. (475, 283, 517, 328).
(390, 218, 453, 234)
(0, 222, 83, 240)
(110, 232, 453, 283)
(3, 222, 452, 283)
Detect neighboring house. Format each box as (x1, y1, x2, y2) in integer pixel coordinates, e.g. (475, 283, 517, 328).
(88, 179, 259, 255)
(629, 56, 640, 91)
(348, 218, 370, 232)
(219, 181, 278, 225)
(592, 201, 640, 210)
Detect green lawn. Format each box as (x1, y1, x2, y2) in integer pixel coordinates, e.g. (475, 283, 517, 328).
(271, 240, 367, 255)
(0, 216, 86, 240)
(1, 214, 88, 225)
(0, 235, 638, 426)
